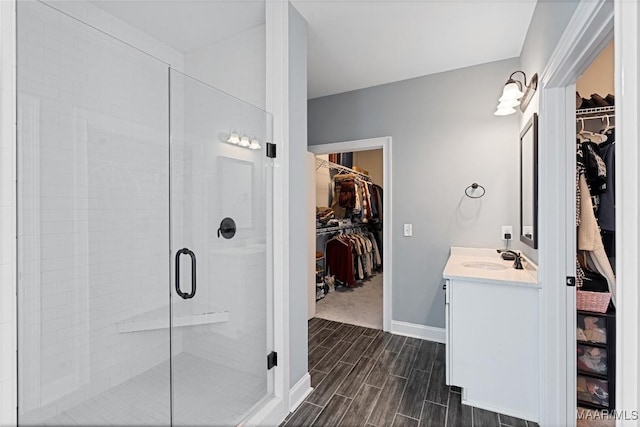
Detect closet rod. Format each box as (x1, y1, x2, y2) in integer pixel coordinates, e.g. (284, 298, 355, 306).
(316, 223, 369, 235)
(315, 158, 372, 182)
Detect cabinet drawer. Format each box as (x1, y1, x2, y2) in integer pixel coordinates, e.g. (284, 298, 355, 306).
(577, 375, 610, 408)
(577, 313, 607, 344)
(577, 344, 608, 376)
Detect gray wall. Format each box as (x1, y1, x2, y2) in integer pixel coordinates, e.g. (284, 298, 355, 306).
(288, 2, 309, 388)
(517, 0, 580, 263)
(309, 58, 521, 328)
(520, 0, 580, 82)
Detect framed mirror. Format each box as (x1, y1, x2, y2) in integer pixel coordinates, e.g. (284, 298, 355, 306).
(520, 113, 538, 249)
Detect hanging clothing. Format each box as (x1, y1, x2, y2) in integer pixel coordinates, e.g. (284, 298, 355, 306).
(577, 140, 606, 216)
(597, 137, 615, 232)
(323, 228, 382, 287)
(329, 173, 380, 221)
(330, 179, 347, 218)
(578, 175, 602, 250)
(598, 135, 616, 268)
(577, 172, 616, 306)
(338, 179, 357, 209)
(325, 236, 355, 287)
(582, 141, 607, 195)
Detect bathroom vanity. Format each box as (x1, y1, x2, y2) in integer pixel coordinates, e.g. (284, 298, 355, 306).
(443, 247, 540, 422)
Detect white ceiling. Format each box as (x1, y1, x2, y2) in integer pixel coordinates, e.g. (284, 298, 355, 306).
(292, 0, 537, 99)
(90, 0, 536, 99)
(90, 1, 265, 53)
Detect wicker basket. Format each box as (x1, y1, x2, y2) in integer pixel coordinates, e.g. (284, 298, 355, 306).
(576, 289, 611, 313)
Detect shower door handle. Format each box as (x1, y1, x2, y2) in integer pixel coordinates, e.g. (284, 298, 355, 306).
(175, 248, 196, 299)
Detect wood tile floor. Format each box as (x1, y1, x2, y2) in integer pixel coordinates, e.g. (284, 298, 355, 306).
(282, 318, 538, 427)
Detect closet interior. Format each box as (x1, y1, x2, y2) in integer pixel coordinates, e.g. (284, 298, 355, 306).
(312, 151, 384, 329)
(574, 40, 616, 421)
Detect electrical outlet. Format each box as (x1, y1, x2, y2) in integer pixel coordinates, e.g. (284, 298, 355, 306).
(501, 225, 513, 240)
(403, 224, 413, 237)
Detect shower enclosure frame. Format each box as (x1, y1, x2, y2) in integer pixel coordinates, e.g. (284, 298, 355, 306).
(8, 1, 288, 425)
(1, 0, 299, 426)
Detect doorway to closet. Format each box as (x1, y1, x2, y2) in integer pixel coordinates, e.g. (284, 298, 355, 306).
(574, 40, 616, 426)
(307, 137, 392, 334)
(313, 149, 384, 329)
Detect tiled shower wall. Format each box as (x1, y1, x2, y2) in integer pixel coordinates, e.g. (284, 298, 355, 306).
(0, 1, 17, 425)
(14, 1, 184, 422)
(2, 0, 270, 423)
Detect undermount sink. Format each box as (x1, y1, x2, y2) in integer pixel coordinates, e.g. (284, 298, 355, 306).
(461, 261, 509, 270)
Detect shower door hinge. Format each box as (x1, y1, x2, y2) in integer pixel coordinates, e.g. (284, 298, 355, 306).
(266, 142, 276, 158)
(566, 276, 576, 287)
(267, 351, 278, 370)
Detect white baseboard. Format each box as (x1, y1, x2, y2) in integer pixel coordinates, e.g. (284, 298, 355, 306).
(243, 397, 288, 427)
(289, 373, 312, 412)
(390, 320, 446, 343)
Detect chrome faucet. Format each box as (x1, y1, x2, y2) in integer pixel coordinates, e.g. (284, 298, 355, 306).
(496, 249, 524, 270)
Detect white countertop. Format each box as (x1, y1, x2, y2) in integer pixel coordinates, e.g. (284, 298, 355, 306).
(443, 247, 539, 288)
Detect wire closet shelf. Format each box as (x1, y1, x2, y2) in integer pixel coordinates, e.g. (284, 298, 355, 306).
(576, 105, 615, 121)
(315, 158, 372, 182)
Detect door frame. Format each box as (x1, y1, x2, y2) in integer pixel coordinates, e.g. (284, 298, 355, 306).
(308, 136, 393, 332)
(613, 0, 640, 420)
(535, 0, 639, 424)
(538, 2, 611, 424)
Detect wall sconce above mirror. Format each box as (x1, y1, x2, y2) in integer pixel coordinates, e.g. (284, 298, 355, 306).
(520, 113, 538, 249)
(495, 71, 538, 116)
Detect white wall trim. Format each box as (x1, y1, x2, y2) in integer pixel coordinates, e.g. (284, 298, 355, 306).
(251, 1, 291, 426)
(614, 1, 640, 424)
(541, 1, 614, 88)
(288, 373, 312, 413)
(536, 1, 615, 426)
(308, 136, 393, 332)
(0, 1, 17, 425)
(390, 320, 445, 344)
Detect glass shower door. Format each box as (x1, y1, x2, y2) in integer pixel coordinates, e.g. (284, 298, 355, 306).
(169, 70, 274, 426)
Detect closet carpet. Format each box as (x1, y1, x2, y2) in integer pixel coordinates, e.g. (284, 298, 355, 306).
(282, 318, 537, 427)
(315, 273, 383, 329)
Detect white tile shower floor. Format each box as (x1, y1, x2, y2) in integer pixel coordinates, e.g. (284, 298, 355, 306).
(31, 353, 267, 426)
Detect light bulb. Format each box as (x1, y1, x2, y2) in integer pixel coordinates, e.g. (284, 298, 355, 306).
(497, 99, 521, 109)
(494, 106, 517, 116)
(500, 81, 524, 101)
(239, 136, 250, 147)
(249, 139, 261, 150)
(227, 133, 240, 144)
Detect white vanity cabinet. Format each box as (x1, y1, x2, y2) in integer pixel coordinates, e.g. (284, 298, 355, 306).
(443, 248, 540, 422)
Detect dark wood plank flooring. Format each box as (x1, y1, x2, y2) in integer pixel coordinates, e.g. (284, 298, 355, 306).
(283, 318, 538, 427)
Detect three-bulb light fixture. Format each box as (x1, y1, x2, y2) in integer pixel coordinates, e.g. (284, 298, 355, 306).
(225, 132, 261, 150)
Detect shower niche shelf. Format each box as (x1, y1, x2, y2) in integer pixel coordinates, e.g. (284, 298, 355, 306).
(117, 303, 229, 334)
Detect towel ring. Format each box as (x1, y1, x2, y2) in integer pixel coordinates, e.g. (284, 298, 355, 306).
(465, 183, 485, 199)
